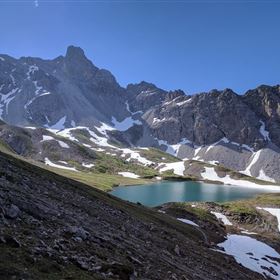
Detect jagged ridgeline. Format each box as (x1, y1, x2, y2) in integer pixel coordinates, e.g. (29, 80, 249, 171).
(0, 46, 280, 183)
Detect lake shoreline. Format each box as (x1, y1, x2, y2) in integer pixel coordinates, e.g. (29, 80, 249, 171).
(115, 176, 280, 192)
(111, 180, 279, 207)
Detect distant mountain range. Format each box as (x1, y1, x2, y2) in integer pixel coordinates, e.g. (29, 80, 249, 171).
(0, 46, 280, 183)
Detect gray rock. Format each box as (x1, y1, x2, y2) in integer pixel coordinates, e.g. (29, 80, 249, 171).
(5, 204, 20, 219)
(66, 226, 89, 240)
(174, 244, 180, 256)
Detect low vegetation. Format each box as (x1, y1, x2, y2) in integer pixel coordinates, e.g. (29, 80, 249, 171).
(222, 193, 280, 214)
(138, 148, 178, 163)
(41, 168, 148, 191)
(168, 202, 216, 221)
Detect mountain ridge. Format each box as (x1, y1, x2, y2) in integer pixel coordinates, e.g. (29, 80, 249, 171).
(1, 46, 280, 183)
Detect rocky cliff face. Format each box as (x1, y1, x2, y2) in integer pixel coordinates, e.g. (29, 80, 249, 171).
(142, 88, 273, 148)
(0, 46, 280, 183)
(243, 85, 280, 147)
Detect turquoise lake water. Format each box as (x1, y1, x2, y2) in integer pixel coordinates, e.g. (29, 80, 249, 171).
(110, 181, 272, 207)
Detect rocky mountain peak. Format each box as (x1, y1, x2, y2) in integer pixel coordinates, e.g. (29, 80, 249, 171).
(65, 45, 87, 60)
(63, 46, 98, 80)
(208, 88, 237, 97)
(126, 81, 158, 94)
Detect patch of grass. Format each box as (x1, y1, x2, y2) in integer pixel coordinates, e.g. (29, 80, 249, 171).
(93, 152, 158, 178)
(138, 148, 178, 163)
(0, 139, 15, 154)
(37, 167, 149, 191)
(0, 142, 149, 191)
(251, 193, 280, 207)
(221, 193, 280, 215)
(171, 202, 216, 221)
(222, 201, 258, 215)
(161, 169, 196, 181)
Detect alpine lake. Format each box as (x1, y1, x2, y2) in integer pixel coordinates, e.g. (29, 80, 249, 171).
(110, 180, 273, 207)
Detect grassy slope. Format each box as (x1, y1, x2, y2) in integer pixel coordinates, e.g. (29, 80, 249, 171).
(221, 193, 280, 215)
(0, 139, 16, 154)
(0, 140, 150, 191)
(91, 151, 158, 178)
(138, 147, 179, 163)
(43, 168, 148, 192)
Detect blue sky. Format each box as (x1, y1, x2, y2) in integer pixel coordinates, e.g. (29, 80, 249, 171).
(0, 0, 279, 94)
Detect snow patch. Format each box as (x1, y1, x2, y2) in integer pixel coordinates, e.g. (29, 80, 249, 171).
(162, 96, 181, 106)
(118, 172, 140, 179)
(9, 74, 16, 86)
(58, 161, 68, 165)
(40, 135, 69, 148)
(211, 212, 232, 225)
(57, 140, 69, 149)
(176, 98, 191, 106)
(46, 116, 67, 130)
(258, 169, 276, 183)
(201, 167, 280, 191)
(56, 126, 116, 149)
(177, 218, 199, 227)
(54, 128, 78, 142)
(217, 234, 280, 279)
(25, 126, 37, 130)
(159, 161, 185, 176)
(205, 137, 254, 154)
(0, 88, 19, 118)
(157, 138, 191, 157)
(220, 137, 254, 152)
(207, 160, 219, 165)
(44, 158, 78, 172)
(125, 101, 143, 115)
(111, 101, 142, 131)
(82, 163, 95, 168)
(121, 148, 153, 166)
(95, 122, 115, 136)
(112, 116, 142, 131)
(242, 150, 262, 176)
(27, 65, 39, 79)
(193, 146, 202, 160)
(153, 117, 166, 124)
(259, 120, 270, 141)
(40, 135, 55, 142)
(86, 127, 116, 148)
(240, 230, 257, 235)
